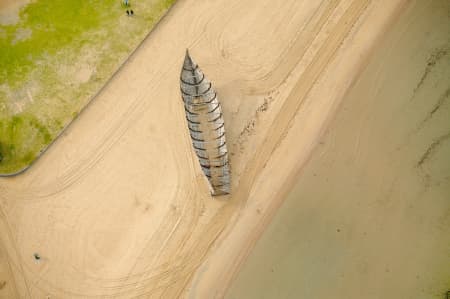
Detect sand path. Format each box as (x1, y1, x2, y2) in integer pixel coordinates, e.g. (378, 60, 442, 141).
(0, 0, 406, 297)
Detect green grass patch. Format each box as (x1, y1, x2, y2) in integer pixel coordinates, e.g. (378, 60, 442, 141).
(0, 1, 113, 87)
(0, 0, 176, 174)
(0, 113, 52, 172)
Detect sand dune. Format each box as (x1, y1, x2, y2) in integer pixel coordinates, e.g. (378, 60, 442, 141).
(0, 0, 413, 297)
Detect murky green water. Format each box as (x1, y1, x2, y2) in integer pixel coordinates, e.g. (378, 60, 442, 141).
(227, 1, 450, 298)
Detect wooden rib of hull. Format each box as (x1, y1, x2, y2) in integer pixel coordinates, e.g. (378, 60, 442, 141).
(180, 50, 230, 196)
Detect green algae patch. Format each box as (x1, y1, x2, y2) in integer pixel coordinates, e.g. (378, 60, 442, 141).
(0, 0, 176, 174)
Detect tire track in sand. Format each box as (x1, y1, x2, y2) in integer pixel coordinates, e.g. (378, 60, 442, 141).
(167, 0, 372, 296)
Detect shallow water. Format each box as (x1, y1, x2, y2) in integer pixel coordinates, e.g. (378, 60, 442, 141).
(227, 1, 450, 298)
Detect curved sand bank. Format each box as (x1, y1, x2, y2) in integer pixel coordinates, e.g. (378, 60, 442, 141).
(0, 0, 415, 297)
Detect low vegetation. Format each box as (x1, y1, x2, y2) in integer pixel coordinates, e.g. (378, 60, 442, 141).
(0, 0, 176, 174)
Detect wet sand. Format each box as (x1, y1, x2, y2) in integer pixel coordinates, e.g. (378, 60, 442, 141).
(227, 1, 450, 298)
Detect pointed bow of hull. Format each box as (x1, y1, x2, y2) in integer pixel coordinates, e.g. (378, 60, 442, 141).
(180, 50, 231, 196)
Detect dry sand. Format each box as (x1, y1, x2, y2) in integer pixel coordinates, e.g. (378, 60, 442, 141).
(0, 0, 445, 298)
(0, 0, 30, 25)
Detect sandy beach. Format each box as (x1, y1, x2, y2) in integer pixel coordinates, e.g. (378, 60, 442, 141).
(1, 0, 447, 298)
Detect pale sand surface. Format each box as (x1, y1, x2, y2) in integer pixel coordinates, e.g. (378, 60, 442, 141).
(0, 0, 30, 25)
(0, 0, 423, 298)
(227, 1, 450, 298)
